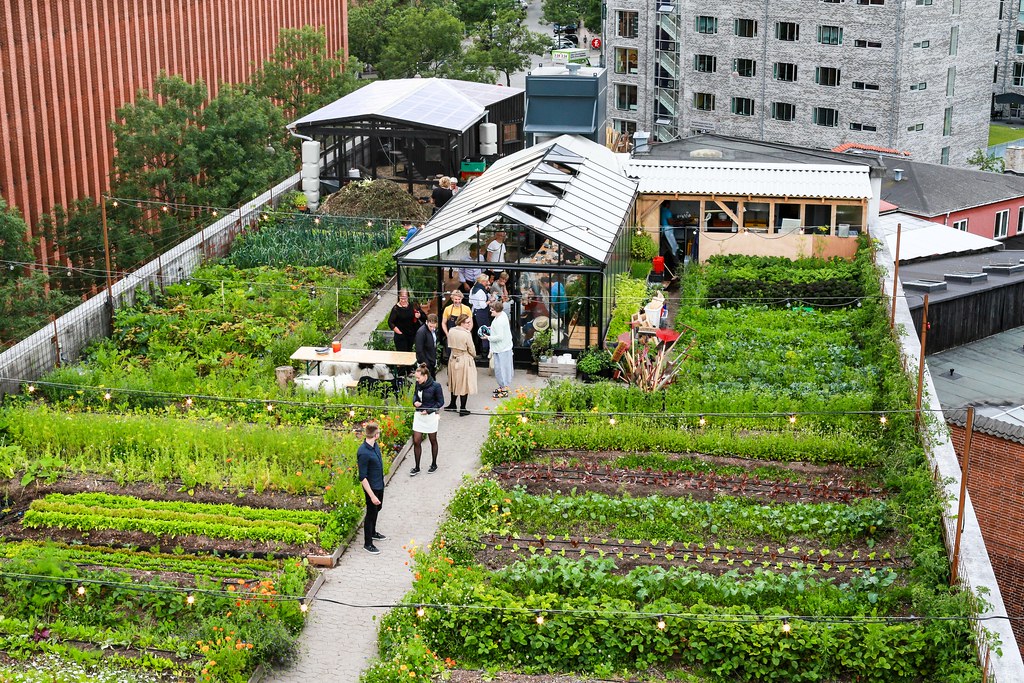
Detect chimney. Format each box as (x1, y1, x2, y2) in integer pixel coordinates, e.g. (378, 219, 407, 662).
(893, 168, 904, 182)
(632, 131, 651, 155)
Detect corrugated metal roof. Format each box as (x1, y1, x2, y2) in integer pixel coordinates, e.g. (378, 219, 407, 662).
(291, 78, 523, 134)
(396, 135, 636, 264)
(873, 212, 1002, 261)
(624, 160, 873, 199)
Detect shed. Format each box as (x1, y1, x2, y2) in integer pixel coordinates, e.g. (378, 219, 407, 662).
(290, 78, 525, 194)
(396, 134, 638, 360)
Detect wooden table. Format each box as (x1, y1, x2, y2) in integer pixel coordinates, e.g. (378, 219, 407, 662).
(290, 347, 418, 376)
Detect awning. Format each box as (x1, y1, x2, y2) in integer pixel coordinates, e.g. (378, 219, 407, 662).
(995, 92, 1024, 106)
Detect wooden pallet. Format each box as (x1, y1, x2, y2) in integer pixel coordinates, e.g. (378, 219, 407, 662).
(538, 360, 577, 377)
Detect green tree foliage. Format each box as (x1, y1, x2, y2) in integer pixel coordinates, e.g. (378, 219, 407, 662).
(348, 0, 401, 68)
(966, 148, 1005, 173)
(376, 6, 478, 79)
(0, 199, 76, 346)
(247, 26, 363, 121)
(541, 0, 602, 32)
(467, 9, 552, 86)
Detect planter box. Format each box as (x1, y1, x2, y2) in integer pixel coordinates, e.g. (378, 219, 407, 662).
(538, 359, 576, 378)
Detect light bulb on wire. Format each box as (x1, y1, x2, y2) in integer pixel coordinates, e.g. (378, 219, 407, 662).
(879, 415, 887, 425)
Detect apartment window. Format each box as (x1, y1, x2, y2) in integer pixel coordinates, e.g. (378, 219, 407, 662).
(695, 16, 718, 34)
(997, 33, 1002, 52)
(614, 48, 639, 74)
(1018, 206, 1024, 233)
(940, 147, 950, 165)
(852, 81, 880, 90)
(907, 122, 924, 131)
(1015, 63, 1024, 86)
(949, 26, 958, 55)
(734, 18, 758, 37)
(817, 25, 843, 45)
(612, 119, 637, 135)
(815, 66, 841, 86)
(952, 0, 960, 13)
(775, 21, 799, 41)
(849, 122, 877, 131)
(731, 97, 755, 116)
(854, 39, 883, 48)
(909, 82, 927, 91)
(772, 102, 796, 121)
(821, 0, 842, 3)
(1016, 30, 1024, 54)
(694, 92, 716, 111)
(615, 84, 638, 110)
(913, 40, 930, 48)
(915, 0, 932, 4)
(617, 11, 639, 38)
(813, 107, 839, 127)
(694, 54, 717, 73)
(943, 106, 953, 136)
(946, 67, 956, 96)
(952, 218, 968, 231)
(995, 209, 1009, 239)
(733, 58, 756, 78)
(995, 65, 1000, 83)
(774, 62, 798, 81)
(857, 0, 884, 4)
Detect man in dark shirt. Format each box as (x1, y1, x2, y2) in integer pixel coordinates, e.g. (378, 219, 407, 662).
(357, 422, 387, 554)
(415, 313, 438, 376)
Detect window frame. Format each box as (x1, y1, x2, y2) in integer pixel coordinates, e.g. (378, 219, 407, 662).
(733, 58, 757, 78)
(812, 106, 839, 127)
(774, 62, 798, 82)
(693, 92, 716, 111)
(693, 54, 717, 73)
(815, 66, 841, 86)
(734, 18, 759, 38)
(616, 10, 639, 38)
(952, 218, 968, 232)
(817, 25, 844, 45)
(995, 209, 1010, 239)
(772, 102, 796, 121)
(731, 96, 755, 117)
(614, 83, 638, 111)
(614, 47, 639, 74)
(695, 15, 718, 34)
(775, 21, 799, 41)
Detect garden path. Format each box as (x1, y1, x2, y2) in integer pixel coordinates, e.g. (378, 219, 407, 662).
(267, 293, 548, 683)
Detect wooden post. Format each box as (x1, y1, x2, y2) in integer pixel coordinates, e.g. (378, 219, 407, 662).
(890, 223, 902, 328)
(101, 197, 115, 335)
(915, 294, 929, 425)
(950, 406, 976, 586)
(51, 316, 62, 368)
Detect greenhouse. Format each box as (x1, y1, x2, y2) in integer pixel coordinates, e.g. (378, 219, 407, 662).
(395, 135, 638, 362)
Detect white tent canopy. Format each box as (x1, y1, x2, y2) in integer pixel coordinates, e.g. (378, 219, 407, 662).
(396, 135, 637, 264)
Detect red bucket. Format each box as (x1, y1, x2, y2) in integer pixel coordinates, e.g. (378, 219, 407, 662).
(652, 256, 665, 274)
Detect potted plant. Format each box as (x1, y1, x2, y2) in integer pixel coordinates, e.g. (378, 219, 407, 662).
(531, 328, 552, 363)
(294, 193, 309, 213)
(576, 346, 614, 381)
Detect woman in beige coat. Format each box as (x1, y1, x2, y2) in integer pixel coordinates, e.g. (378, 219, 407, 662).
(444, 314, 478, 416)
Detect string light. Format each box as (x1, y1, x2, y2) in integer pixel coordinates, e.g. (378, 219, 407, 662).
(349, 409, 356, 418)
(608, 417, 616, 425)
(111, 200, 119, 208)
(184, 397, 193, 408)
(26, 385, 36, 394)
(656, 617, 666, 630)
(76, 585, 86, 596)
(211, 210, 218, 217)
(103, 392, 112, 401)
(698, 415, 706, 427)
(186, 594, 196, 606)
(781, 619, 792, 634)
(416, 605, 426, 618)
(535, 614, 545, 625)
(879, 415, 888, 425)
(161, 205, 170, 213)
(266, 403, 275, 413)
(788, 414, 797, 424)
(314, 217, 321, 225)
(519, 414, 529, 424)
(300, 599, 309, 613)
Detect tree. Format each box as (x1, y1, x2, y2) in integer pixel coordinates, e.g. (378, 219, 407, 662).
(541, 0, 602, 32)
(349, 0, 401, 68)
(376, 6, 475, 79)
(0, 199, 76, 346)
(197, 86, 297, 208)
(248, 26, 363, 121)
(468, 9, 552, 86)
(967, 148, 1006, 173)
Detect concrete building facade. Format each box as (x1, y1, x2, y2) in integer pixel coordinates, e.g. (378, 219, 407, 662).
(0, 0, 348, 239)
(604, 0, 993, 167)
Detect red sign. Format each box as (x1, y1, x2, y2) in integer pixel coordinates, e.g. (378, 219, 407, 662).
(591, 37, 602, 49)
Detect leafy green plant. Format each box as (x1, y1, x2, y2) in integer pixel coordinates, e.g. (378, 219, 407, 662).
(630, 232, 659, 261)
(530, 328, 552, 362)
(575, 346, 613, 378)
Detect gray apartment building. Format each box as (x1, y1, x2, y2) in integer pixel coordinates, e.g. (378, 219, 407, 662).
(996, 0, 1024, 107)
(603, 0, 994, 166)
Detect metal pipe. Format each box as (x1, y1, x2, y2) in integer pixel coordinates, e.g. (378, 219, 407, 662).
(950, 405, 975, 586)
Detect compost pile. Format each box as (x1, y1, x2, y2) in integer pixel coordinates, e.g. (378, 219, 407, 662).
(319, 179, 431, 222)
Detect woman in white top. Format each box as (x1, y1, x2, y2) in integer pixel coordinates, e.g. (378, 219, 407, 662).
(481, 299, 513, 398)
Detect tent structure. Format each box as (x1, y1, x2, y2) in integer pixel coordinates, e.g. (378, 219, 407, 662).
(289, 78, 525, 193)
(995, 92, 1024, 106)
(396, 135, 638, 359)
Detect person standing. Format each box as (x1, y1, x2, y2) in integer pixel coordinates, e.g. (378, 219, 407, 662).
(410, 363, 444, 475)
(388, 289, 420, 353)
(357, 422, 387, 554)
(414, 314, 438, 377)
(445, 314, 478, 416)
(491, 271, 511, 317)
(458, 245, 484, 293)
(486, 230, 507, 266)
(441, 289, 472, 339)
(431, 177, 453, 214)
(482, 300, 513, 398)
(469, 273, 492, 357)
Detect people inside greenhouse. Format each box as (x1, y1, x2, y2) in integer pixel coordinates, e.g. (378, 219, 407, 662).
(388, 289, 421, 353)
(481, 300, 513, 398)
(520, 289, 549, 340)
(444, 314, 478, 416)
(414, 314, 438, 377)
(458, 244, 484, 293)
(410, 363, 444, 475)
(542, 276, 568, 318)
(469, 273, 492, 356)
(486, 230, 507, 265)
(491, 271, 511, 316)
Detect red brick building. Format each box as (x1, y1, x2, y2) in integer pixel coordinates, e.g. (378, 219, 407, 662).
(948, 413, 1024, 650)
(0, 0, 348, 236)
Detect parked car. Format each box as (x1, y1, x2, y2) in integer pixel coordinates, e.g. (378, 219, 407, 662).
(556, 37, 579, 49)
(553, 22, 578, 34)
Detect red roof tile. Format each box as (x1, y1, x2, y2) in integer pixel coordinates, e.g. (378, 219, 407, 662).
(832, 142, 912, 156)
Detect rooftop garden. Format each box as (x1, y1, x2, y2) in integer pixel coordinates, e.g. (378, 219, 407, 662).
(0, 208, 411, 681)
(365, 237, 988, 682)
